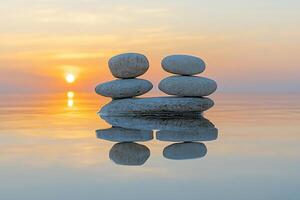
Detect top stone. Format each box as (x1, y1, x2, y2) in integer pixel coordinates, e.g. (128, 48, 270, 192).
(108, 53, 149, 78)
(162, 54, 205, 75)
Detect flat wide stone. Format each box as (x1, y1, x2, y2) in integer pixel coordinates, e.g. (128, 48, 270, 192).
(99, 97, 214, 117)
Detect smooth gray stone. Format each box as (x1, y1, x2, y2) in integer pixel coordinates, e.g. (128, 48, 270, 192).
(95, 79, 153, 99)
(100, 115, 216, 132)
(163, 142, 207, 160)
(159, 75, 217, 97)
(109, 142, 150, 166)
(162, 54, 206, 75)
(108, 53, 149, 78)
(156, 128, 218, 142)
(96, 127, 153, 142)
(99, 97, 214, 117)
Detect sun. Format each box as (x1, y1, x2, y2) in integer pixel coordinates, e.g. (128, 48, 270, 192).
(65, 73, 75, 83)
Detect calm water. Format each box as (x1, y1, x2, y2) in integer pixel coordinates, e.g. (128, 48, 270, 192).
(0, 93, 299, 200)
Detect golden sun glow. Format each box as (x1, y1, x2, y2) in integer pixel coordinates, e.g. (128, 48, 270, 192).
(65, 73, 75, 83)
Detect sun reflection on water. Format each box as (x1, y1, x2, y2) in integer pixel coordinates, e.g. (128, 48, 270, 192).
(67, 91, 75, 107)
(67, 91, 75, 98)
(67, 99, 74, 107)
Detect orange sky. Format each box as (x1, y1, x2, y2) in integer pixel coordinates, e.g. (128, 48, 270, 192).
(0, 0, 300, 93)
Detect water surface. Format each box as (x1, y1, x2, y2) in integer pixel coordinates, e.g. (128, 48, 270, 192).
(0, 93, 299, 200)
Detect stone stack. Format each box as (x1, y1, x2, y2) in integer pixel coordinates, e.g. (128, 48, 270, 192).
(95, 53, 153, 99)
(96, 53, 217, 116)
(159, 55, 217, 97)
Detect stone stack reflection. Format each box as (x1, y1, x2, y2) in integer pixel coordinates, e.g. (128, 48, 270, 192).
(96, 116, 218, 165)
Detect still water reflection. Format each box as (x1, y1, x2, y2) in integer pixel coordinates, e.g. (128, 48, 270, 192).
(0, 93, 299, 200)
(67, 91, 75, 107)
(96, 116, 218, 165)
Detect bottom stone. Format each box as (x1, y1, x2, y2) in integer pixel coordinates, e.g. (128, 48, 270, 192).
(163, 142, 207, 160)
(109, 143, 150, 166)
(99, 97, 214, 117)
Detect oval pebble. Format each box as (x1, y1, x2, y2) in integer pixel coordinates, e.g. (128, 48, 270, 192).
(95, 78, 153, 99)
(162, 54, 205, 75)
(108, 53, 149, 78)
(158, 75, 217, 97)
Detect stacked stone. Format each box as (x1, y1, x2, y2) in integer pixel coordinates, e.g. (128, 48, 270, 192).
(159, 55, 217, 97)
(95, 53, 153, 99)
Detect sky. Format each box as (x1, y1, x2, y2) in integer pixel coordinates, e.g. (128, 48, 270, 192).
(0, 0, 300, 94)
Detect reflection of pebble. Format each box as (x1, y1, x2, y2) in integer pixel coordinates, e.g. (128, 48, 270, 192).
(163, 142, 207, 160)
(109, 142, 150, 166)
(156, 128, 218, 142)
(96, 127, 153, 142)
(100, 115, 216, 131)
(95, 79, 153, 99)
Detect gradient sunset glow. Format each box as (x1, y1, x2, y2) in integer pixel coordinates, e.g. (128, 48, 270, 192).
(0, 0, 299, 94)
